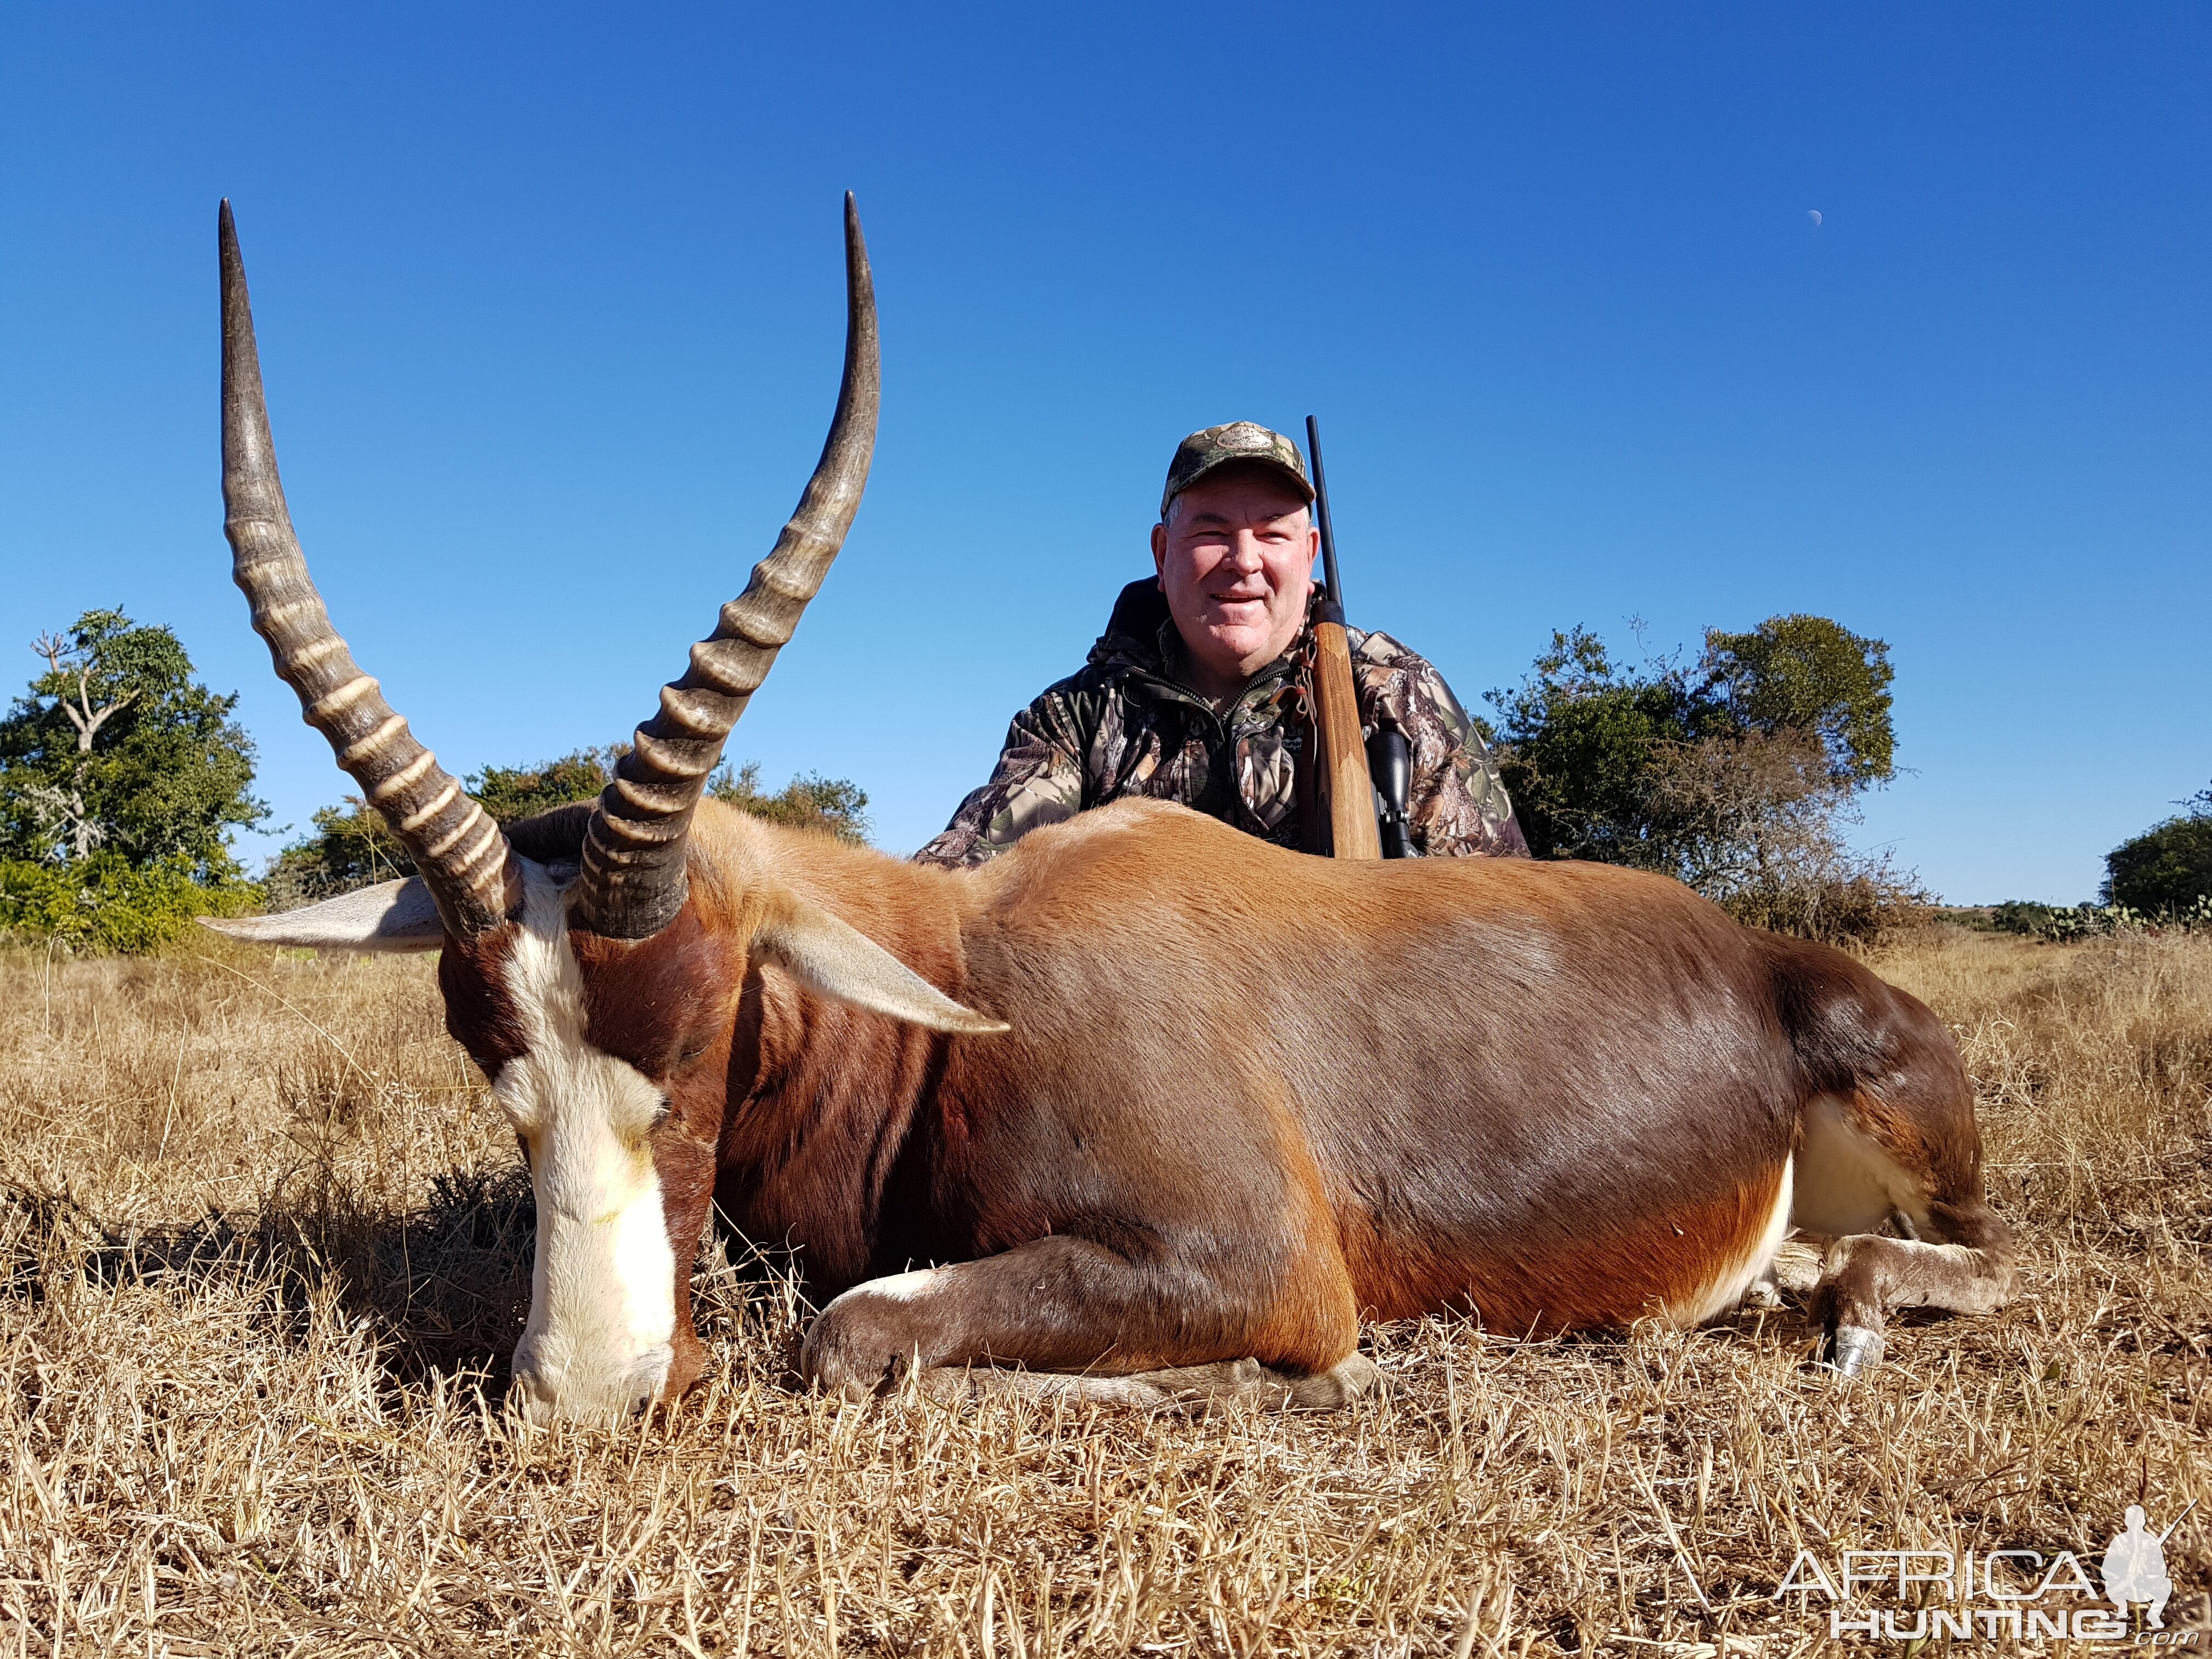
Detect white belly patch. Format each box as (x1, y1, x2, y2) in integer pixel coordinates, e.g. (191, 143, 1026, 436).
(1792, 1092, 1931, 1237)
(1672, 1157, 1796, 1326)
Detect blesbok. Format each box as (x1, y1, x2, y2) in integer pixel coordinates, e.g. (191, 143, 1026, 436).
(206, 197, 2015, 1421)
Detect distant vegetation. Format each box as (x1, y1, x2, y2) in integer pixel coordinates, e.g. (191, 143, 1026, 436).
(1988, 781, 2212, 939)
(265, 748, 871, 912)
(1487, 614, 1926, 944)
(0, 610, 263, 950)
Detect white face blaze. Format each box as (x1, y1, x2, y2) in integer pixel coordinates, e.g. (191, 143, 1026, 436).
(495, 862, 678, 1421)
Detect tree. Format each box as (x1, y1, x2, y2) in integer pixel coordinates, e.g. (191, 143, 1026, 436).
(471, 749, 627, 826)
(266, 747, 871, 909)
(1487, 616, 1924, 943)
(266, 749, 620, 906)
(1701, 614, 1895, 785)
(2101, 782, 2212, 917)
(261, 797, 417, 911)
(1485, 626, 1718, 864)
(0, 610, 265, 949)
(0, 609, 267, 879)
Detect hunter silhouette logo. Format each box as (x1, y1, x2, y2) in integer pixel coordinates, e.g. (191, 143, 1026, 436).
(2105, 1504, 2188, 1630)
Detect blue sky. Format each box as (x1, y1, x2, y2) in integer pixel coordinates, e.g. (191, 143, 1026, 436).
(4, 5, 2205, 902)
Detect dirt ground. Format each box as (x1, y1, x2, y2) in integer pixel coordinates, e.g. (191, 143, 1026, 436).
(0, 926, 2205, 1655)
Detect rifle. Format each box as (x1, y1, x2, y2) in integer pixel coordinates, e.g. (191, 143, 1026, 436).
(1304, 416, 1415, 860)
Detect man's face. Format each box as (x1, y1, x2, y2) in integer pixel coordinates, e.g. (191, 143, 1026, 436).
(1149, 465, 1319, 696)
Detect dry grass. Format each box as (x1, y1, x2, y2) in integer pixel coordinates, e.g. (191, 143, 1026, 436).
(0, 927, 2206, 1655)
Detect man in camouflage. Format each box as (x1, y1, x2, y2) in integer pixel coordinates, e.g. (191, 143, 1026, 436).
(915, 422, 1528, 866)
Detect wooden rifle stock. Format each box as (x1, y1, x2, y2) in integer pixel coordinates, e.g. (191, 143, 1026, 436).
(1310, 618, 1379, 859)
(1304, 417, 1382, 861)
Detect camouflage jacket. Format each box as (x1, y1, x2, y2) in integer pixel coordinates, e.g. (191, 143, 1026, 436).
(915, 580, 1528, 867)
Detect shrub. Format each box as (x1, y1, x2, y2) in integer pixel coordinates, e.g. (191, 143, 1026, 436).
(471, 749, 625, 826)
(2101, 785, 2212, 918)
(1988, 898, 2209, 940)
(267, 750, 870, 909)
(0, 853, 257, 953)
(262, 799, 416, 912)
(1644, 729, 1933, 944)
(708, 761, 871, 843)
(1991, 900, 2075, 939)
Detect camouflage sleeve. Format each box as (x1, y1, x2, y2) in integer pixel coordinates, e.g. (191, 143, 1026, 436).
(1350, 630, 1531, 859)
(911, 693, 1088, 868)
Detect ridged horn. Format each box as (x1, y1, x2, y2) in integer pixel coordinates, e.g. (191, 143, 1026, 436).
(219, 200, 515, 939)
(572, 193, 879, 939)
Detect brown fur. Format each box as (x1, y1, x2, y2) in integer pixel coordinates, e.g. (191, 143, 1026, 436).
(437, 923, 529, 1071)
(1340, 1166, 1791, 1334)
(438, 796, 2013, 1398)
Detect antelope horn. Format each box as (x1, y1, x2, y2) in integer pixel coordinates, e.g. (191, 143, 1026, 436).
(220, 200, 515, 939)
(573, 193, 879, 939)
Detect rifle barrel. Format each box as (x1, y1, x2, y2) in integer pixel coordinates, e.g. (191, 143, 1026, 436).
(2157, 1498, 2197, 1544)
(1305, 415, 1344, 621)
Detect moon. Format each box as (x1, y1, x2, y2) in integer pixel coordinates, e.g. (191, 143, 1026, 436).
(1808, 210, 1824, 227)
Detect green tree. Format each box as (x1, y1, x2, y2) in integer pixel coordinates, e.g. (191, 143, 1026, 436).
(1701, 614, 1895, 785)
(0, 609, 267, 879)
(261, 797, 417, 910)
(2101, 782, 2212, 917)
(471, 748, 625, 826)
(1488, 616, 1922, 943)
(0, 610, 265, 949)
(1485, 627, 1718, 864)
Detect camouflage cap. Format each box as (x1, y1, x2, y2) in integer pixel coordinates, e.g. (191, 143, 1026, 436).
(1160, 422, 1315, 518)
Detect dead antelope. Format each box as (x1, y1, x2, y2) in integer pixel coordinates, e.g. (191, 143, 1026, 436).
(206, 197, 2015, 1420)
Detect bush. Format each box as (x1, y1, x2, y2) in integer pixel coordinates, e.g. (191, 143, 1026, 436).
(268, 750, 627, 909)
(1992, 900, 2074, 939)
(261, 799, 416, 912)
(1989, 898, 2212, 940)
(2102, 785, 2212, 918)
(471, 749, 625, 826)
(1646, 729, 1933, 943)
(465, 748, 869, 843)
(708, 761, 871, 843)
(0, 854, 258, 953)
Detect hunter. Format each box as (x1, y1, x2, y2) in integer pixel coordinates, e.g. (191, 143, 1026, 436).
(918, 422, 1528, 867)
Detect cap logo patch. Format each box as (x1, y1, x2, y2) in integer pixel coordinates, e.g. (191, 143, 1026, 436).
(1216, 423, 1273, 452)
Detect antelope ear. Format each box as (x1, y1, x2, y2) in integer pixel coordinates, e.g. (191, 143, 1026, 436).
(198, 877, 447, 953)
(754, 894, 1009, 1036)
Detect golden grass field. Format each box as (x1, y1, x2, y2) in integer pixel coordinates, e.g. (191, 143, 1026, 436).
(0, 926, 2205, 1656)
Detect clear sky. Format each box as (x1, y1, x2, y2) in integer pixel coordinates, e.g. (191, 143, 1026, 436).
(4, 5, 2206, 902)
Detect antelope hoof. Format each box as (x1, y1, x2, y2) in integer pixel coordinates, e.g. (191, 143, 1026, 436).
(1288, 1351, 1383, 1409)
(1826, 1324, 1884, 1379)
